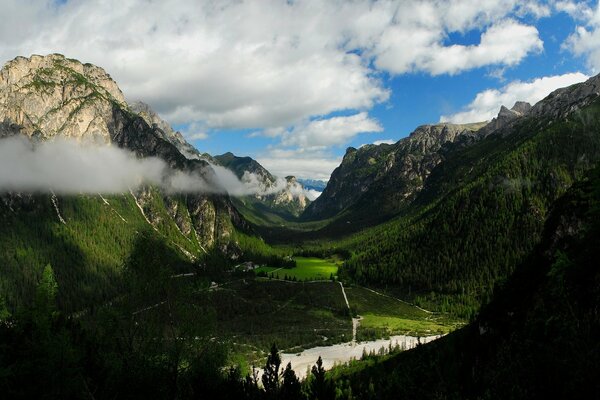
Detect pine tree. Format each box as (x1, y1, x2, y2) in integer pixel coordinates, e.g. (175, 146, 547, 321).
(280, 362, 302, 400)
(262, 343, 282, 397)
(309, 356, 334, 400)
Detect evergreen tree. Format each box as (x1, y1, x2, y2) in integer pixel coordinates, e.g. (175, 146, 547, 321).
(309, 356, 334, 400)
(262, 343, 282, 397)
(280, 362, 302, 400)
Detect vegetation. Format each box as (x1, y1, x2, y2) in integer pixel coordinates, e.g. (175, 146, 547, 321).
(207, 279, 351, 355)
(255, 257, 339, 281)
(344, 286, 460, 339)
(322, 163, 600, 399)
(301, 99, 600, 319)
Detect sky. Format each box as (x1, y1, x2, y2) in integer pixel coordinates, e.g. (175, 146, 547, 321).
(1, 0, 599, 181)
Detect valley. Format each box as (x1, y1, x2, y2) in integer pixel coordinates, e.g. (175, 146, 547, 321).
(0, 50, 598, 399)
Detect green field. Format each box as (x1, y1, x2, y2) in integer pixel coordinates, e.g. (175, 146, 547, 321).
(255, 256, 339, 281)
(344, 286, 462, 339)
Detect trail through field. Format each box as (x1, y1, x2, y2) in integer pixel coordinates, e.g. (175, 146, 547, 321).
(338, 281, 361, 345)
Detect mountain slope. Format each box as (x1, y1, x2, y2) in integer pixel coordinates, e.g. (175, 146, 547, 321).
(302, 121, 486, 225)
(294, 74, 600, 318)
(0, 54, 267, 312)
(330, 163, 600, 399)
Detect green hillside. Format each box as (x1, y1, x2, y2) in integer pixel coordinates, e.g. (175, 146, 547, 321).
(326, 162, 600, 399)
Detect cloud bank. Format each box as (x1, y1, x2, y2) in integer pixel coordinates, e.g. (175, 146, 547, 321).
(0, 137, 309, 198)
(0, 137, 210, 194)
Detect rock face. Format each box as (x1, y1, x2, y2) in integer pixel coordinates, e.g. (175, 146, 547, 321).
(129, 101, 216, 162)
(0, 54, 245, 253)
(303, 122, 486, 221)
(0, 54, 126, 141)
(530, 74, 600, 119)
(215, 152, 310, 217)
(477, 101, 531, 136)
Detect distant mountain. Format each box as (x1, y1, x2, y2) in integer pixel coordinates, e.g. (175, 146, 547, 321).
(215, 152, 310, 218)
(297, 178, 327, 192)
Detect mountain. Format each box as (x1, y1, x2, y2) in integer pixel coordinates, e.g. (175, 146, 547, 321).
(0, 54, 273, 313)
(302, 121, 486, 224)
(215, 152, 310, 219)
(329, 164, 600, 399)
(326, 73, 600, 318)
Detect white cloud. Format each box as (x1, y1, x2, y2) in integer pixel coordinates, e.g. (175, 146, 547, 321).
(187, 132, 208, 140)
(281, 112, 382, 148)
(555, 1, 595, 20)
(562, 1, 600, 73)
(375, 19, 543, 75)
(304, 189, 322, 201)
(257, 151, 342, 182)
(0, 136, 212, 194)
(0, 0, 548, 133)
(440, 72, 589, 123)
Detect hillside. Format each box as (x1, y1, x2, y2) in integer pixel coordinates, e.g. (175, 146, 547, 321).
(327, 163, 600, 399)
(277, 75, 600, 318)
(302, 121, 487, 224)
(0, 54, 276, 313)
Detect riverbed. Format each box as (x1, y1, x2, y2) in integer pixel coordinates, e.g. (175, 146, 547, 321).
(279, 334, 441, 379)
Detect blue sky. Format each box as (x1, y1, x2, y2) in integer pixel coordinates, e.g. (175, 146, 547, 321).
(2, 0, 599, 180)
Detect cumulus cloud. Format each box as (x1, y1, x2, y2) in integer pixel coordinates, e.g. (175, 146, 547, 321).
(562, 1, 600, 72)
(280, 112, 382, 148)
(0, 0, 548, 132)
(375, 19, 543, 75)
(440, 72, 589, 123)
(304, 189, 322, 201)
(257, 149, 342, 182)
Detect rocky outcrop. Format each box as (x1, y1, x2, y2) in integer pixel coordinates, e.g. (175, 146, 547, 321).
(0, 53, 125, 141)
(530, 74, 600, 120)
(477, 101, 531, 137)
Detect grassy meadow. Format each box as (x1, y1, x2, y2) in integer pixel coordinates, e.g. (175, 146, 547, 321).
(255, 256, 339, 281)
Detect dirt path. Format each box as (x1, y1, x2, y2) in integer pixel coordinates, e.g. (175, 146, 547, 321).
(338, 281, 361, 345)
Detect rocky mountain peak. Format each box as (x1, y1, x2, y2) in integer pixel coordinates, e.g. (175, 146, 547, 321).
(511, 101, 532, 114)
(530, 73, 600, 119)
(0, 54, 128, 141)
(478, 101, 531, 137)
